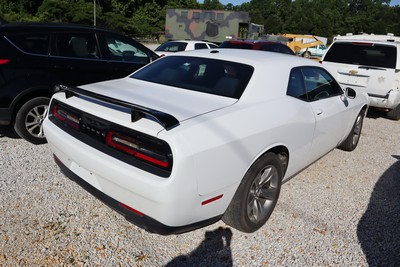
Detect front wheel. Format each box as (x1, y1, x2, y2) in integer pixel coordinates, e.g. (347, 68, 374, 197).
(222, 152, 283, 233)
(14, 97, 50, 144)
(338, 109, 365, 151)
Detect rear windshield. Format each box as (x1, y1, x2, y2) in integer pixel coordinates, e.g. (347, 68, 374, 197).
(219, 42, 254, 50)
(131, 56, 254, 99)
(155, 42, 188, 52)
(324, 42, 396, 69)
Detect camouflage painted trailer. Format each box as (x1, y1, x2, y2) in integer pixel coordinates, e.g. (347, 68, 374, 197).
(165, 8, 263, 44)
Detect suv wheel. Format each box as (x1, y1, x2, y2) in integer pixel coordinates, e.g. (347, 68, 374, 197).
(386, 104, 400, 120)
(14, 97, 50, 144)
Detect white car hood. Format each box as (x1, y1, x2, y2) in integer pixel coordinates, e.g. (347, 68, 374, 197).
(80, 77, 237, 123)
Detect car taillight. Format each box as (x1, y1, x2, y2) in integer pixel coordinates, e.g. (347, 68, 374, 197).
(0, 59, 10, 65)
(52, 103, 80, 129)
(106, 130, 170, 169)
(50, 100, 173, 175)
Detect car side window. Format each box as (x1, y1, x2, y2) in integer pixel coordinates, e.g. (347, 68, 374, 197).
(56, 33, 99, 59)
(287, 67, 343, 101)
(302, 67, 343, 101)
(7, 34, 49, 55)
(104, 34, 149, 63)
(287, 68, 307, 100)
(194, 43, 208, 50)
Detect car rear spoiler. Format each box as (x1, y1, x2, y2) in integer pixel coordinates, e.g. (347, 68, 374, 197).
(54, 84, 180, 130)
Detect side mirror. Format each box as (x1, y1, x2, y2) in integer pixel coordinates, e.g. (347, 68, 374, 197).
(345, 87, 357, 99)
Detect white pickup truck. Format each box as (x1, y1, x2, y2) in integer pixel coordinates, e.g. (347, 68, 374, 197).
(299, 44, 327, 58)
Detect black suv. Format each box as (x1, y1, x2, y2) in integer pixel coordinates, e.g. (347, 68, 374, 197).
(0, 23, 159, 144)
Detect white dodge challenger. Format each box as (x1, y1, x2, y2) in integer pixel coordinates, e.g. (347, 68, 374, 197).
(43, 49, 368, 235)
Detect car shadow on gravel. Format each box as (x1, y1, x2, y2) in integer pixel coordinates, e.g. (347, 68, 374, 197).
(366, 107, 388, 119)
(0, 125, 20, 139)
(165, 227, 233, 266)
(357, 155, 400, 265)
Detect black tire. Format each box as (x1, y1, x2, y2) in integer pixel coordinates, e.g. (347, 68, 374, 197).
(386, 104, 400, 121)
(338, 109, 365, 151)
(222, 152, 283, 233)
(303, 51, 311, 58)
(14, 97, 50, 144)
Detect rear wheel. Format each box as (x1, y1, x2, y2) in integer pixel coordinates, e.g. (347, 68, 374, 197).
(338, 109, 365, 151)
(14, 97, 50, 144)
(386, 104, 400, 120)
(222, 152, 283, 233)
(303, 51, 311, 58)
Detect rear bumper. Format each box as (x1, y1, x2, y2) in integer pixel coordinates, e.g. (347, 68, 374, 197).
(368, 90, 400, 109)
(55, 155, 222, 235)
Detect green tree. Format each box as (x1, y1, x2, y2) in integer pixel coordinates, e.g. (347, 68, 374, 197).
(37, 0, 70, 22)
(165, 0, 200, 9)
(202, 0, 224, 10)
(131, 0, 163, 35)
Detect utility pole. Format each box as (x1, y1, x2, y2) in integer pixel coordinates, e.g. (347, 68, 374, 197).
(93, 0, 96, 26)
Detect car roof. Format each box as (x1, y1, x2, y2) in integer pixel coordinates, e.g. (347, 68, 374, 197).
(333, 39, 399, 46)
(0, 22, 119, 34)
(170, 48, 316, 67)
(333, 34, 400, 44)
(160, 49, 322, 102)
(223, 40, 284, 44)
(166, 40, 215, 44)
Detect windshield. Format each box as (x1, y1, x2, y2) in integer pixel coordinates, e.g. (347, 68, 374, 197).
(131, 56, 254, 99)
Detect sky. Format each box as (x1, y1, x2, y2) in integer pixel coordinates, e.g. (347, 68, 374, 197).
(199, 0, 400, 6)
(391, 0, 400, 6)
(218, 0, 248, 5)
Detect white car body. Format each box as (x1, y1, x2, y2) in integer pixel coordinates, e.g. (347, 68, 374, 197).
(299, 44, 327, 58)
(154, 40, 218, 56)
(43, 49, 368, 234)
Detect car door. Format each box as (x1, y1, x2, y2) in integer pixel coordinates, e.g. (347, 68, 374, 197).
(287, 66, 352, 162)
(301, 67, 352, 159)
(52, 31, 114, 85)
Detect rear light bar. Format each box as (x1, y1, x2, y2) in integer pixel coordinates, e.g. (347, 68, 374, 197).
(0, 59, 10, 65)
(49, 100, 173, 175)
(53, 104, 80, 129)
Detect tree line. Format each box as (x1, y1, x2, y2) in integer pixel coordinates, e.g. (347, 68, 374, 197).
(1, 0, 400, 41)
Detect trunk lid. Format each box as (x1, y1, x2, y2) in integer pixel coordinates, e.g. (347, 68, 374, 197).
(80, 77, 237, 125)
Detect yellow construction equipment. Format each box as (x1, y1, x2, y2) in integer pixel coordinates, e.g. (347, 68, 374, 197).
(279, 34, 324, 55)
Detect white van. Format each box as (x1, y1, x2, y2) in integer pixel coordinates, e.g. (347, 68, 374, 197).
(321, 33, 400, 120)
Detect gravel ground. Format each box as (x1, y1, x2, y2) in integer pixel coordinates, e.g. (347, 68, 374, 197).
(0, 109, 399, 266)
